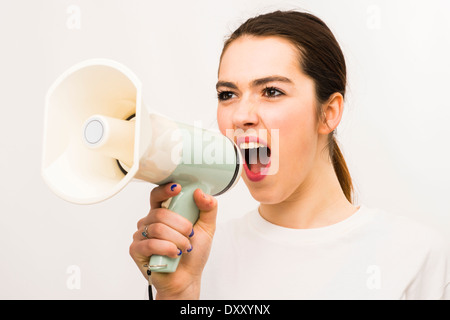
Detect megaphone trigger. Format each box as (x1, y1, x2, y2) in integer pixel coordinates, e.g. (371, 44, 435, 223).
(161, 197, 172, 209)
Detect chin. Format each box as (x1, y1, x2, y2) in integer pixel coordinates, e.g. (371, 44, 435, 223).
(243, 176, 284, 204)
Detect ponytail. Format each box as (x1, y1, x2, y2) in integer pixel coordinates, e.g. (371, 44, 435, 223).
(329, 136, 353, 203)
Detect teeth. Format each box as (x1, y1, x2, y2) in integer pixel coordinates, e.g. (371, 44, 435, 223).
(239, 142, 266, 149)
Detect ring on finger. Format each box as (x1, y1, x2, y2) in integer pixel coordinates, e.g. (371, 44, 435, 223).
(142, 225, 150, 239)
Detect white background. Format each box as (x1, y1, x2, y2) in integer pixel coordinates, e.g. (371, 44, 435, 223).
(0, 0, 449, 299)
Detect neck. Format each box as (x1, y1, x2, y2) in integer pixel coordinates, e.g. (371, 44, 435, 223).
(259, 152, 356, 229)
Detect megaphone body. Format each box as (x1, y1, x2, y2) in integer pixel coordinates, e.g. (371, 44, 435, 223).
(42, 59, 242, 273)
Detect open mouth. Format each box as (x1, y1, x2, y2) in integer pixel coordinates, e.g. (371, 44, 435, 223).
(237, 136, 271, 182)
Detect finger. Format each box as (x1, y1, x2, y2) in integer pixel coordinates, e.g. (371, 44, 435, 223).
(192, 189, 218, 236)
(137, 208, 194, 238)
(134, 223, 192, 253)
(149, 183, 181, 209)
(131, 238, 181, 259)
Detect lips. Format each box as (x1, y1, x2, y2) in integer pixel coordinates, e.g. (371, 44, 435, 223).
(236, 136, 271, 182)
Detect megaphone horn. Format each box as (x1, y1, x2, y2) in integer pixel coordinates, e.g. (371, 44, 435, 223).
(42, 59, 242, 273)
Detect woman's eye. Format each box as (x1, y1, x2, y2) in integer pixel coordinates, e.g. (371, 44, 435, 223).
(217, 91, 236, 101)
(263, 87, 284, 98)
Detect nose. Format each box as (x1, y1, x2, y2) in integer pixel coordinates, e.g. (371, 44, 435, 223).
(232, 95, 259, 130)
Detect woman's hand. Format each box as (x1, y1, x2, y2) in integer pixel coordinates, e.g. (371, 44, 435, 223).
(129, 183, 218, 299)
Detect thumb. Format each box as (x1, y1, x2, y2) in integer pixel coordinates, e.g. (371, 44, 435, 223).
(193, 188, 218, 238)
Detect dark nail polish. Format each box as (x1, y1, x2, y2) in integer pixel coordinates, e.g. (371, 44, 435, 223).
(170, 184, 177, 191)
(177, 248, 182, 256)
(189, 228, 194, 237)
(187, 245, 193, 253)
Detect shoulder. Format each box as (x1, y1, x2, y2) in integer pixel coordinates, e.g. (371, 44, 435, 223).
(363, 205, 448, 251)
(366, 207, 450, 299)
(361, 205, 449, 287)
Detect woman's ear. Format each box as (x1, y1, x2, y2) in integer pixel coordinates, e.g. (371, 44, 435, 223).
(318, 92, 344, 135)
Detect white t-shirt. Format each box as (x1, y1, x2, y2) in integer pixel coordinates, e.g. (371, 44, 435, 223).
(200, 205, 449, 299)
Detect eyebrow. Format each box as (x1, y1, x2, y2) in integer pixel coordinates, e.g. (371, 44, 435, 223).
(216, 76, 293, 90)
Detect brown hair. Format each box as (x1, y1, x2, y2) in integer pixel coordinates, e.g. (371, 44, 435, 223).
(220, 10, 354, 203)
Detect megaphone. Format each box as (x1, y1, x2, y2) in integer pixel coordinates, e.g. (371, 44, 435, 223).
(42, 59, 242, 273)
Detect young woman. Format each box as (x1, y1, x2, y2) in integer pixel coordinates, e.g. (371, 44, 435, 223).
(129, 10, 449, 300)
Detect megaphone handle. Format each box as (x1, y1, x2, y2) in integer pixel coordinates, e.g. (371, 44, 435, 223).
(148, 183, 208, 273)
